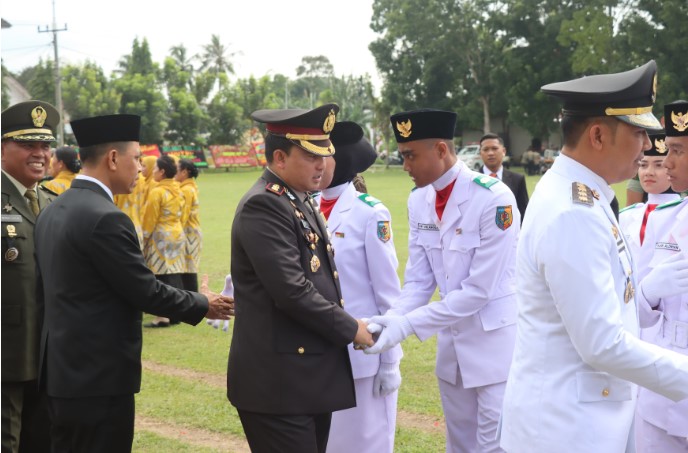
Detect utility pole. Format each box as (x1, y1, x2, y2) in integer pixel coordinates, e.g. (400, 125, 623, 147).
(38, 0, 67, 146)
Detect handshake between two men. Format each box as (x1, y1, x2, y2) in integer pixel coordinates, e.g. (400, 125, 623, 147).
(353, 315, 414, 354)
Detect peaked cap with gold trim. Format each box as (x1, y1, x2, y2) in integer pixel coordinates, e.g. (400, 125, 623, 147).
(390, 109, 457, 143)
(664, 100, 688, 137)
(251, 103, 339, 156)
(2, 100, 59, 142)
(541, 60, 662, 132)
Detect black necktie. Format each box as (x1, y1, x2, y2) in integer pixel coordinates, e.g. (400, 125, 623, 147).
(610, 196, 619, 222)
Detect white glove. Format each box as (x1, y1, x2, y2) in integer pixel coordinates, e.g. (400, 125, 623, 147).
(373, 362, 401, 397)
(206, 319, 230, 331)
(206, 274, 233, 332)
(364, 314, 414, 355)
(638, 252, 688, 307)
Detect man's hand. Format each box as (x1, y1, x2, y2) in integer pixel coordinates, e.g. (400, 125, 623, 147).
(353, 319, 374, 350)
(364, 314, 413, 355)
(200, 274, 234, 320)
(639, 252, 688, 307)
(373, 362, 402, 397)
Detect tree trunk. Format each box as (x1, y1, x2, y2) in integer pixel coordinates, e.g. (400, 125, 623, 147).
(481, 95, 490, 133)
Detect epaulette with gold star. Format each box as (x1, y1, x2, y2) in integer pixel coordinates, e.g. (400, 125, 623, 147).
(472, 175, 499, 189)
(265, 182, 285, 196)
(571, 182, 594, 207)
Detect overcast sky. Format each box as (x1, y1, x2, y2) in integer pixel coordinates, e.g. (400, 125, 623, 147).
(1, 0, 382, 88)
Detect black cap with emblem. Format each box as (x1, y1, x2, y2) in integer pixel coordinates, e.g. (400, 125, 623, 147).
(251, 104, 339, 156)
(645, 133, 667, 157)
(327, 121, 377, 188)
(1, 100, 59, 142)
(389, 109, 457, 143)
(541, 60, 662, 132)
(69, 114, 141, 147)
(664, 100, 688, 137)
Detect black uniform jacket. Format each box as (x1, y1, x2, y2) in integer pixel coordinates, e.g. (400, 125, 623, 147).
(228, 170, 358, 414)
(502, 169, 529, 221)
(1, 174, 55, 382)
(34, 178, 208, 398)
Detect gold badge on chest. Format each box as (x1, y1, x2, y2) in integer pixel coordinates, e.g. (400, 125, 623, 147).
(624, 279, 635, 304)
(310, 255, 321, 272)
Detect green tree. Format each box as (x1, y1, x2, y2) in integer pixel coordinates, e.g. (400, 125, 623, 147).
(295, 55, 335, 109)
(113, 38, 168, 143)
(25, 58, 56, 103)
(2, 63, 10, 110)
(319, 75, 375, 128)
(198, 34, 235, 94)
(117, 37, 158, 77)
(206, 85, 245, 145)
(162, 53, 206, 144)
(617, 0, 688, 106)
(61, 61, 120, 119)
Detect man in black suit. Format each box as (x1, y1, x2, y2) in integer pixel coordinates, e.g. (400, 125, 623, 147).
(2, 100, 58, 453)
(34, 114, 233, 453)
(480, 133, 529, 220)
(228, 104, 374, 453)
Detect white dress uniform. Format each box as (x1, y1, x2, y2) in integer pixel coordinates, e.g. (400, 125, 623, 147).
(499, 155, 688, 453)
(321, 182, 403, 453)
(392, 160, 520, 452)
(635, 197, 688, 451)
(619, 193, 680, 262)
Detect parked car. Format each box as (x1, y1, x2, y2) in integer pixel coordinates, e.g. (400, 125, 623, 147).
(457, 145, 483, 171)
(457, 144, 511, 171)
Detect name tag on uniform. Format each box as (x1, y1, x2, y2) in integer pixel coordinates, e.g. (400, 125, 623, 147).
(418, 223, 439, 231)
(1, 215, 22, 223)
(655, 242, 680, 252)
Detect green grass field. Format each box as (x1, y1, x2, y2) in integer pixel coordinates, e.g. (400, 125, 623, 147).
(135, 165, 628, 452)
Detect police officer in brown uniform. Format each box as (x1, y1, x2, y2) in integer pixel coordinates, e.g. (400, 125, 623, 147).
(228, 104, 374, 453)
(1, 100, 58, 453)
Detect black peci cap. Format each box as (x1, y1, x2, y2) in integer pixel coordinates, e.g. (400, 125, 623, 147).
(541, 60, 662, 131)
(645, 133, 667, 157)
(664, 100, 688, 137)
(1, 100, 59, 142)
(390, 109, 457, 143)
(251, 104, 339, 156)
(328, 121, 377, 188)
(70, 114, 141, 147)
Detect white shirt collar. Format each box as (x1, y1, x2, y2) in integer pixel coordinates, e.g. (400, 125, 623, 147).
(321, 182, 349, 200)
(431, 161, 462, 191)
(647, 192, 680, 205)
(75, 175, 114, 201)
(482, 165, 503, 179)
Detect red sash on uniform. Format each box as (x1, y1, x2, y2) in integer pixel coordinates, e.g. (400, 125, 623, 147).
(639, 204, 658, 245)
(435, 180, 456, 221)
(320, 197, 338, 221)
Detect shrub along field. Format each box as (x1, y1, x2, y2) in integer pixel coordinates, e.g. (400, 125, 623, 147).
(135, 165, 628, 452)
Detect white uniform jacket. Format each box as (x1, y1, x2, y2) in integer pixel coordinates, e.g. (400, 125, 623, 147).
(394, 160, 520, 388)
(326, 182, 403, 376)
(499, 155, 688, 453)
(619, 193, 679, 262)
(636, 197, 688, 437)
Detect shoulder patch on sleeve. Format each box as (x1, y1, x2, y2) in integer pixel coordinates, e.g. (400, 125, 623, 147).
(619, 203, 641, 214)
(357, 193, 382, 207)
(655, 198, 684, 211)
(265, 183, 285, 196)
(571, 182, 594, 207)
(472, 175, 499, 189)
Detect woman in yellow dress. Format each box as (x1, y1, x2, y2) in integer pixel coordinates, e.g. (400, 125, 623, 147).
(43, 146, 80, 194)
(141, 155, 186, 327)
(141, 155, 158, 206)
(175, 159, 202, 292)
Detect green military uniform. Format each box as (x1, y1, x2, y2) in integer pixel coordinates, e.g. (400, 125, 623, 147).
(1, 100, 59, 453)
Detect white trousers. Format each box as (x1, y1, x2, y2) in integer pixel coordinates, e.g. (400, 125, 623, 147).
(326, 375, 398, 453)
(438, 367, 506, 453)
